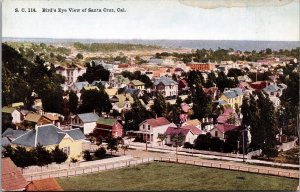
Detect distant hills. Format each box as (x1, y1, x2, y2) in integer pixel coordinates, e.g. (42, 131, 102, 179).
(2, 37, 300, 51)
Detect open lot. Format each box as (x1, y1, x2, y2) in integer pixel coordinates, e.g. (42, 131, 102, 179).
(57, 162, 298, 191)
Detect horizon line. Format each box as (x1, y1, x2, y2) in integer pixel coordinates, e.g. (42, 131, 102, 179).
(2, 37, 300, 42)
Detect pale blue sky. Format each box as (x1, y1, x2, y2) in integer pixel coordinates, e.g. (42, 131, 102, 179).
(2, 0, 300, 41)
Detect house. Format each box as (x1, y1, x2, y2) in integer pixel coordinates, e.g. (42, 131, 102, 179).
(154, 77, 178, 98)
(91, 80, 110, 89)
(137, 117, 174, 145)
(165, 125, 202, 145)
(220, 88, 244, 108)
(44, 113, 62, 127)
(24, 112, 52, 126)
(112, 101, 132, 113)
(182, 119, 201, 129)
(186, 63, 215, 71)
(55, 64, 86, 84)
(210, 124, 241, 141)
(70, 81, 89, 94)
(71, 113, 100, 135)
(26, 178, 63, 191)
(203, 87, 218, 100)
(178, 79, 189, 91)
(2, 128, 29, 141)
(269, 96, 281, 108)
(217, 108, 239, 125)
(263, 83, 285, 97)
(94, 117, 123, 138)
(2, 157, 28, 191)
(128, 80, 145, 90)
(2, 106, 24, 124)
(105, 88, 118, 98)
(12, 124, 86, 161)
(111, 75, 130, 88)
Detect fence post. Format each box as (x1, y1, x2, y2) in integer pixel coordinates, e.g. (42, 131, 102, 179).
(98, 166, 99, 172)
(161, 157, 162, 161)
(169, 158, 170, 162)
(83, 169, 84, 174)
(185, 160, 187, 164)
(210, 163, 212, 167)
(229, 165, 230, 169)
(194, 160, 195, 165)
(219, 164, 221, 168)
(75, 170, 76, 176)
(268, 170, 269, 174)
(67, 171, 68, 177)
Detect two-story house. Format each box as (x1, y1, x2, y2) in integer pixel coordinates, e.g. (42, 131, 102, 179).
(55, 64, 86, 84)
(220, 88, 244, 108)
(71, 113, 100, 135)
(128, 80, 145, 90)
(94, 117, 123, 138)
(154, 77, 178, 98)
(137, 117, 174, 145)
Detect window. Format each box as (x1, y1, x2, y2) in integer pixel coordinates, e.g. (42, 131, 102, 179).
(215, 131, 218, 137)
(143, 124, 145, 129)
(148, 125, 151, 131)
(63, 147, 70, 155)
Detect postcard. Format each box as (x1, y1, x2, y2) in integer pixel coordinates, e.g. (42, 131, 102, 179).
(2, 0, 299, 191)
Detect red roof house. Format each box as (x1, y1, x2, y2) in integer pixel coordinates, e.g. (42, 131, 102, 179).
(2, 157, 28, 191)
(26, 178, 63, 191)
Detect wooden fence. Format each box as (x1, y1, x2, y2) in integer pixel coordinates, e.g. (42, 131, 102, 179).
(24, 157, 154, 181)
(154, 157, 299, 179)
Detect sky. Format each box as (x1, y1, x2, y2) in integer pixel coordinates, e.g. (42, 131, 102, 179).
(2, 0, 300, 41)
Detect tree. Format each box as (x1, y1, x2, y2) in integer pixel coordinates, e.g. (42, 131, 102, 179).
(79, 62, 110, 83)
(83, 150, 92, 161)
(194, 133, 211, 150)
(170, 133, 185, 146)
(223, 131, 241, 153)
(94, 147, 106, 159)
(191, 85, 212, 120)
(106, 136, 118, 155)
(78, 89, 112, 114)
(76, 53, 84, 59)
(51, 145, 68, 164)
(68, 91, 79, 114)
(34, 144, 52, 167)
(11, 146, 37, 168)
(210, 137, 224, 152)
(157, 133, 167, 146)
(151, 93, 167, 117)
(165, 103, 181, 124)
(121, 145, 129, 155)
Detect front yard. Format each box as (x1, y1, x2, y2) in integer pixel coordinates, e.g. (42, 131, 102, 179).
(57, 162, 298, 191)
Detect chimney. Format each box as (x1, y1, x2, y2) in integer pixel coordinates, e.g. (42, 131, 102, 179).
(93, 109, 96, 114)
(155, 114, 157, 119)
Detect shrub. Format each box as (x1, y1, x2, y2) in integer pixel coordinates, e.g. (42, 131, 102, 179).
(70, 158, 78, 163)
(83, 150, 92, 161)
(51, 146, 68, 164)
(183, 142, 193, 149)
(94, 147, 106, 159)
(34, 144, 52, 166)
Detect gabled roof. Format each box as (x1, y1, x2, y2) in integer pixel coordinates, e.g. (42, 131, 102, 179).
(154, 77, 178, 86)
(2, 158, 28, 191)
(181, 125, 202, 135)
(74, 82, 89, 91)
(142, 117, 170, 127)
(97, 117, 118, 126)
(83, 85, 99, 91)
(185, 119, 201, 127)
(129, 80, 144, 86)
(26, 178, 64, 191)
(64, 128, 85, 140)
(2, 128, 29, 140)
(91, 80, 108, 86)
(12, 124, 85, 147)
(12, 102, 24, 108)
(105, 88, 118, 96)
(77, 113, 100, 123)
(165, 127, 190, 136)
(263, 84, 280, 93)
(223, 88, 243, 99)
(2, 107, 17, 114)
(24, 113, 43, 123)
(215, 124, 240, 133)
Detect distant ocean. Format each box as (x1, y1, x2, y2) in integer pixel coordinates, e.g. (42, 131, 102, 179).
(2, 37, 300, 51)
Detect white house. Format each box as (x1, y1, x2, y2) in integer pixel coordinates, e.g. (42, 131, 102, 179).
(137, 117, 174, 145)
(154, 77, 178, 97)
(2, 107, 23, 124)
(112, 101, 132, 113)
(210, 124, 240, 141)
(71, 112, 100, 135)
(165, 125, 202, 145)
(55, 64, 86, 84)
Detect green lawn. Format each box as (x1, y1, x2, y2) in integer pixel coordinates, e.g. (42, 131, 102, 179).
(57, 162, 298, 191)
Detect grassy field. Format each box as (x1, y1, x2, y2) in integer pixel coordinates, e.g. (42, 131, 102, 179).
(57, 162, 298, 191)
